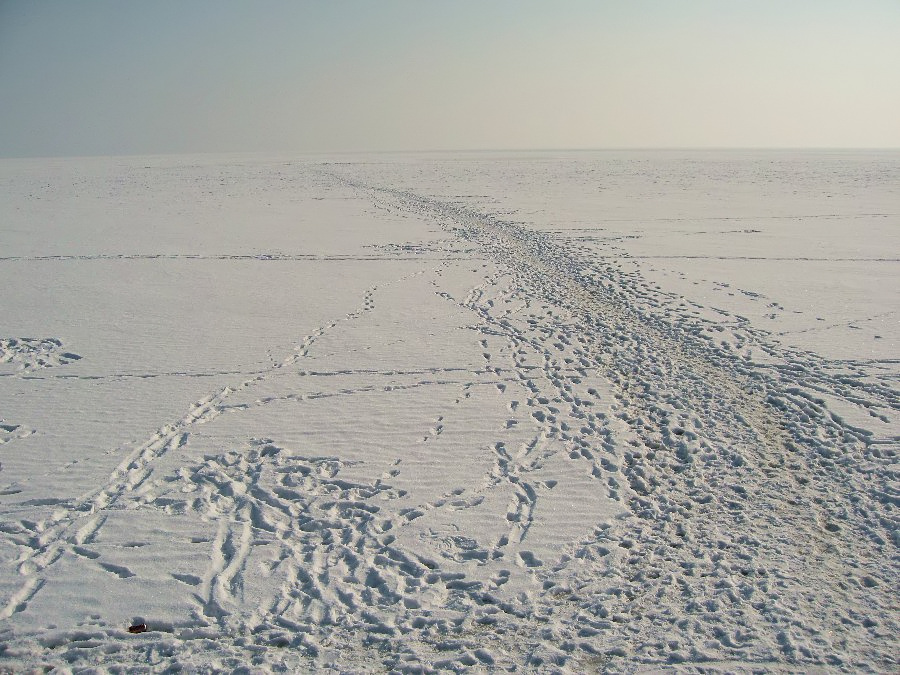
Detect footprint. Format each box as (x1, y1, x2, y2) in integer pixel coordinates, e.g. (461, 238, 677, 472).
(99, 562, 135, 579)
(172, 573, 202, 586)
(517, 551, 543, 568)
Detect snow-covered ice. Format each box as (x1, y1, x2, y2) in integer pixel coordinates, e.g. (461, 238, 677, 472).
(0, 150, 897, 671)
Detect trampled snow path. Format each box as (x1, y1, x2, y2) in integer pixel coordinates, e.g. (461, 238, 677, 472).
(0, 157, 897, 672)
(346, 179, 899, 668)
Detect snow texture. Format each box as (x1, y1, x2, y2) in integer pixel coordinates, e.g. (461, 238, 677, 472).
(0, 150, 897, 672)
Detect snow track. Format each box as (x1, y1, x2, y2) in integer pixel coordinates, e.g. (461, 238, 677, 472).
(329, 174, 899, 670)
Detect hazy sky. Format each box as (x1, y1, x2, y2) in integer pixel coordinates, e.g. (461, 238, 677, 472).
(1, 0, 899, 157)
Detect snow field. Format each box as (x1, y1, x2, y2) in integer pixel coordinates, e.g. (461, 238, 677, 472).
(0, 152, 897, 671)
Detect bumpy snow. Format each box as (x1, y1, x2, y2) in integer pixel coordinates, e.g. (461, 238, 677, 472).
(0, 151, 897, 672)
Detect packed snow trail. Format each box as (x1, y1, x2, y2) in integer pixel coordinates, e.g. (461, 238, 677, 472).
(332, 175, 899, 670)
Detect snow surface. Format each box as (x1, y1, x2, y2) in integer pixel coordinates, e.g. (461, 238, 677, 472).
(0, 150, 897, 672)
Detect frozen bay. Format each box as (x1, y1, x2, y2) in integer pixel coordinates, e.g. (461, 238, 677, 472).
(0, 150, 897, 671)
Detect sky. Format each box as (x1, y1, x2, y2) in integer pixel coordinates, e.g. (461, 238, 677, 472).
(1, 0, 899, 157)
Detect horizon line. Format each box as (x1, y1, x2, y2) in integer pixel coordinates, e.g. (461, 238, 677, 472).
(2, 146, 899, 161)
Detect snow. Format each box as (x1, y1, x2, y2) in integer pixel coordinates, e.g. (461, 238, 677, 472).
(0, 150, 897, 671)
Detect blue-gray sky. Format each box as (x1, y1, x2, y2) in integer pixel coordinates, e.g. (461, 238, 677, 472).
(1, 0, 898, 157)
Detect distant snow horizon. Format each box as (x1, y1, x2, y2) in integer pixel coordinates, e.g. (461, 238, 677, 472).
(4, 146, 900, 161)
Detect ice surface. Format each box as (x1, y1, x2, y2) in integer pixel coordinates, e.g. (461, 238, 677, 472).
(0, 151, 897, 671)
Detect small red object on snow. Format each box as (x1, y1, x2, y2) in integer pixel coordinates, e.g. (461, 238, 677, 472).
(128, 623, 147, 634)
